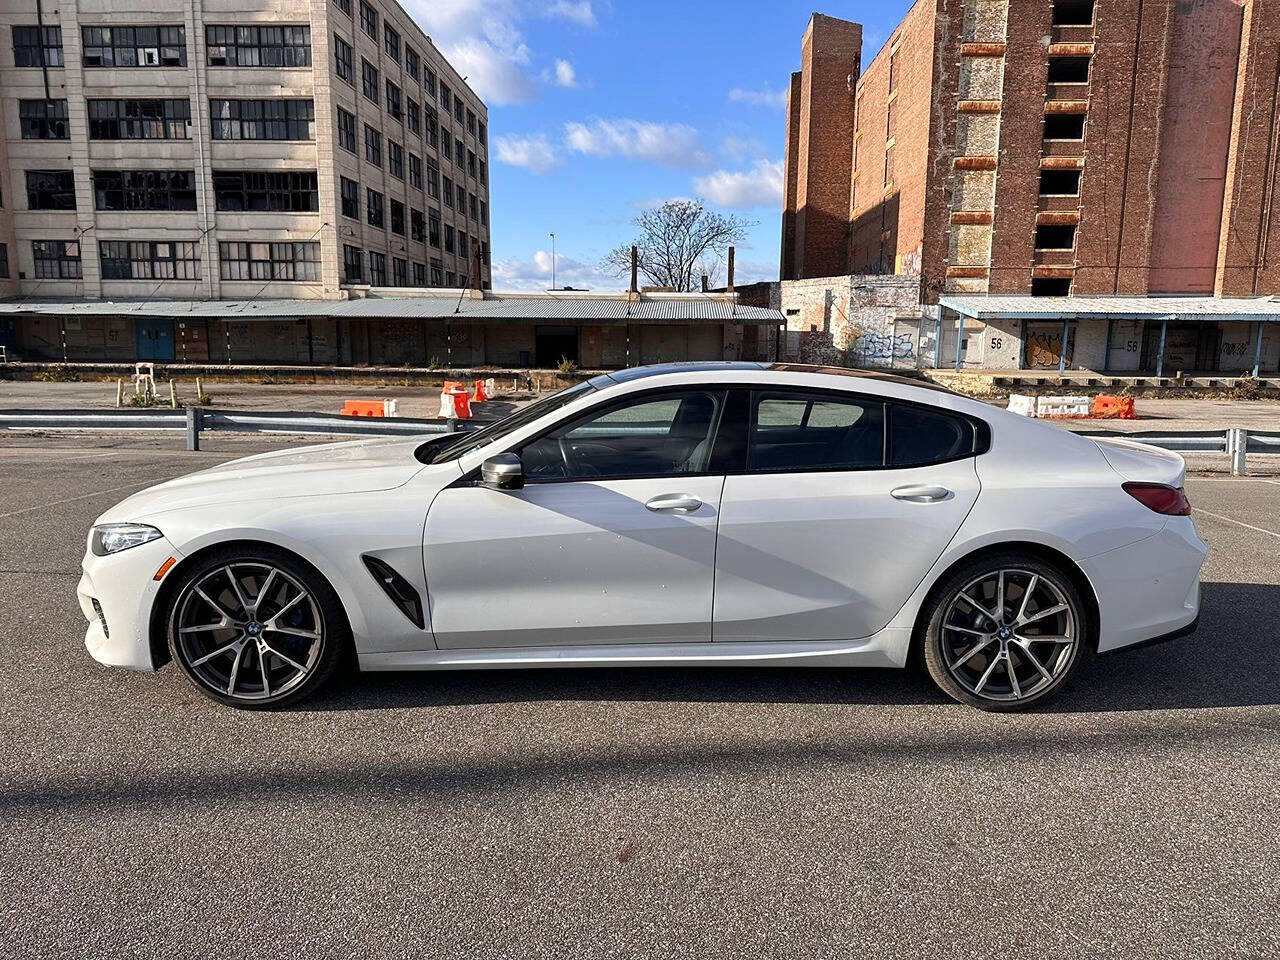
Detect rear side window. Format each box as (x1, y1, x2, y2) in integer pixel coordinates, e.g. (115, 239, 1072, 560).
(748, 392, 885, 471)
(888, 404, 976, 466)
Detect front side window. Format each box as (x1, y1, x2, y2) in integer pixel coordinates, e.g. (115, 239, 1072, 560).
(520, 390, 726, 481)
(748, 392, 885, 472)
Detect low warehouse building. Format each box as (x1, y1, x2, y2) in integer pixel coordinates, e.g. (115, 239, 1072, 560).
(0, 288, 783, 368)
(935, 295, 1280, 377)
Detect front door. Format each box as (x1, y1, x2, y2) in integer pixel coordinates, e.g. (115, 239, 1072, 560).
(424, 388, 728, 649)
(136, 319, 175, 361)
(713, 390, 981, 643)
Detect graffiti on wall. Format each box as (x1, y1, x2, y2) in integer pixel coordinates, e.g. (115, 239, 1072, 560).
(1025, 331, 1074, 369)
(850, 331, 917, 366)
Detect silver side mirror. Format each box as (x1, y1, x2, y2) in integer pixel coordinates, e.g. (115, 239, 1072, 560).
(481, 452, 524, 490)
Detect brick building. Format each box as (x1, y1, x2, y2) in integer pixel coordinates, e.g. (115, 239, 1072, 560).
(778, 2, 1280, 376)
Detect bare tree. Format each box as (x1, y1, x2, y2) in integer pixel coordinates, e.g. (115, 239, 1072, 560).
(602, 199, 754, 292)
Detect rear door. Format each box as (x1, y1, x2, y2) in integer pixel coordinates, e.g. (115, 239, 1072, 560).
(713, 390, 981, 643)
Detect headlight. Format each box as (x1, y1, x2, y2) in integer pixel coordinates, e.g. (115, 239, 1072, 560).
(90, 523, 163, 556)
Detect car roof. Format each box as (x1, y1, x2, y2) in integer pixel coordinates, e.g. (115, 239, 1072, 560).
(595, 361, 954, 394)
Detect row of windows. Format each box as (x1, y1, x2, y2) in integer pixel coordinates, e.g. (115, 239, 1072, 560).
(334, 102, 485, 185)
(341, 176, 483, 252)
(86, 99, 190, 140)
(204, 26, 311, 67)
(19, 97, 318, 142)
(82, 26, 185, 67)
(24, 240, 322, 283)
(100, 241, 200, 280)
(210, 99, 315, 141)
(342, 244, 471, 289)
(24, 169, 317, 212)
(12, 25, 312, 69)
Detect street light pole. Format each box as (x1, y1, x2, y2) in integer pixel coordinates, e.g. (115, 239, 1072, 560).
(549, 232, 556, 291)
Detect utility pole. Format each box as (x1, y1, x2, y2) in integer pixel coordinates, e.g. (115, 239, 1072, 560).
(549, 232, 556, 291)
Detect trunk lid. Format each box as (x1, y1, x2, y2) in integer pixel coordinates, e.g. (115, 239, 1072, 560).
(1091, 437, 1187, 487)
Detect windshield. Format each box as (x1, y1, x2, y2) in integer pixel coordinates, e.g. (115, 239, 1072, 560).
(417, 380, 597, 463)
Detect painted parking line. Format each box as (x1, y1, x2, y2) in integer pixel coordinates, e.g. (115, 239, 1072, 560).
(0, 479, 163, 520)
(1192, 507, 1280, 540)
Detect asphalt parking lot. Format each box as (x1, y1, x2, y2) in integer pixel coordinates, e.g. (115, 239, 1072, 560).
(1, 436, 1277, 960)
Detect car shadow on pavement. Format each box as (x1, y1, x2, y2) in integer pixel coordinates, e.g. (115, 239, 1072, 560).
(308, 581, 1279, 714)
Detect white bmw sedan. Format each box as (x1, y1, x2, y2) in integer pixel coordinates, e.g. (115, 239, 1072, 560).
(79, 362, 1207, 711)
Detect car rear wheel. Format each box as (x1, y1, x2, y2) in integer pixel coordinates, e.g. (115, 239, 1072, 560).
(167, 547, 348, 709)
(922, 553, 1090, 711)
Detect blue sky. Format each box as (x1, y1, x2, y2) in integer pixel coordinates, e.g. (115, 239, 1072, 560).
(404, 0, 915, 290)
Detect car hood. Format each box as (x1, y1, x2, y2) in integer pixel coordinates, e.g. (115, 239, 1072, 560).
(97, 436, 450, 523)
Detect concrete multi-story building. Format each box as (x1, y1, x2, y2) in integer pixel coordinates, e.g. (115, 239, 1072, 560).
(0, 0, 491, 358)
(778, 2, 1280, 376)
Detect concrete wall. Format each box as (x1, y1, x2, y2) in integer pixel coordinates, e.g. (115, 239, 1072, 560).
(768, 273, 921, 367)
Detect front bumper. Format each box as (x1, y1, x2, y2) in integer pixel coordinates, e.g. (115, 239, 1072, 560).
(1082, 517, 1208, 653)
(78, 535, 183, 672)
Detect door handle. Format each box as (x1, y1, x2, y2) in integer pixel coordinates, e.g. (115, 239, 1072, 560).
(645, 494, 703, 513)
(890, 484, 952, 503)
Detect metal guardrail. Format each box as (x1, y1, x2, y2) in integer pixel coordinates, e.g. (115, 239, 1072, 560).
(0, 409, 1275, 472)
(0, 407, 482, 450)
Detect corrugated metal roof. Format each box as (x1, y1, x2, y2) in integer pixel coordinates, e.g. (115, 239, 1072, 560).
(939, 294, 1280, 320)
(0, 292, 784, 324)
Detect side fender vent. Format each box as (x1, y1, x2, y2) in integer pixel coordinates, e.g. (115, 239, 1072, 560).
(362, 555, 426, 629)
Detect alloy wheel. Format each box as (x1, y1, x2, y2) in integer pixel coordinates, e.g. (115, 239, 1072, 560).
(940, 568, 1078, 703)
(173, 562, 324, 702)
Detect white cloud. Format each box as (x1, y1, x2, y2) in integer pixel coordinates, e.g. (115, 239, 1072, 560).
(694, 159, 785, 209)
(719, 135, 767, 162)
(543, 0, 596, 27)
(552, 58, 577, 87)
(495, 133, 561, 173)
(564, 118, 711, 168)
(728, 86, 788, 108)
(492, 249, 617, 291)
(403, 0, 539, 105)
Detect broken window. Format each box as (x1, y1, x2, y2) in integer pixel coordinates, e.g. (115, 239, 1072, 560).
(1052, 0, 1095, 26)
(1043, 113, 1086, 140)
(1047, 57, 1090, 84)
(1039, 169, 1082, 196)
(1034, 224, 1078, 251)
(1031, 277, 1072, 297)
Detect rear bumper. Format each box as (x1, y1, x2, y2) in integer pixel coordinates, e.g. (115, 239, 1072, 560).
(1082, 517, 1207, 654)
(78, 536, 182, 672)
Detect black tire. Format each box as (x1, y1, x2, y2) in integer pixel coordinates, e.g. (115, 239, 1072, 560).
(921, 552, 1092, 711)
(166, 545, 350, 709)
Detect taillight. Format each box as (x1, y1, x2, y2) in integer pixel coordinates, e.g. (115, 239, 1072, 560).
(1123, 482, 1191, 516)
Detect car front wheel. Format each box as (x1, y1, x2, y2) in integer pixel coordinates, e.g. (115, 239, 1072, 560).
(166, 547, 348, 709)
(922, 554, 1091, 711)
